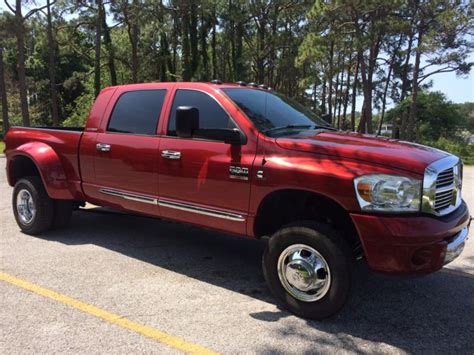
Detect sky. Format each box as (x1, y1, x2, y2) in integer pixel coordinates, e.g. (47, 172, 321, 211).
(427, 54, 474, 104)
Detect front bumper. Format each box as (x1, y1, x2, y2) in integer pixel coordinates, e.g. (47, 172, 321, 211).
(444, 226, 469, 265)
(350, 200, 471, 274)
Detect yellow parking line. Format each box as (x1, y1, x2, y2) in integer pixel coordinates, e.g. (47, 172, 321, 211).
(0, 271, 218, 355)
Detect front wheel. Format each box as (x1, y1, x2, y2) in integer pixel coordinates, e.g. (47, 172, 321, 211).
(263, 221, 352, 320)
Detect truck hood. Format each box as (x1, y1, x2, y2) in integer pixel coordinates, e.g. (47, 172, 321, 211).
(275, 130, 449, 173)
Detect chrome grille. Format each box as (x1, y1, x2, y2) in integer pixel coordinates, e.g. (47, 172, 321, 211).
(434, 189, 454, 211)
(436, 168, 454, 189)
(434, 167, 456, 212)
(422, 156, 462, 216)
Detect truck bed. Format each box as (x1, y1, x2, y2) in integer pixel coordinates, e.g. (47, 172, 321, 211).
(4, 126, 84, 199)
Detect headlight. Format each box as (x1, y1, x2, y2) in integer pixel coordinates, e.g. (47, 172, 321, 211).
(354, 174, 421, 212)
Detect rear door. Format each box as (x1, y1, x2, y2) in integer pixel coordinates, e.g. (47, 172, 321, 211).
(83, 87, 169, 216)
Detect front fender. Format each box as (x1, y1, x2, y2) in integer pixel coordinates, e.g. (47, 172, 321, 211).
(8, 142, 74, 199)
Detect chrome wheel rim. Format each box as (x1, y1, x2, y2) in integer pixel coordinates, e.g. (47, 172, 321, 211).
(16, 189, 36, 224)
(277, 244, 331, 302)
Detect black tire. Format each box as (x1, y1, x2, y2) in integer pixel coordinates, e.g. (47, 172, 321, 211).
(52, 200, 73, 229)
(263, 221, 352, 320)
(12, 176, 54, 235)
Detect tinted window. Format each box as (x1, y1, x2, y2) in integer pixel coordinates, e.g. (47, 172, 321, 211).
(222, 88, 329, 136)
(168, 90, 234, 136)
(107, 90, 166, 135)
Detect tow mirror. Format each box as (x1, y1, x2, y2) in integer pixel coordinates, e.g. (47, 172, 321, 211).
(176, 106, 199, 138)
(194, 128, 244, 145)
(175, 106, 245, 145)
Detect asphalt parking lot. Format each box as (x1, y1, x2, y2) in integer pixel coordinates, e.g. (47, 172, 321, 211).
(1, 155, 473, 353)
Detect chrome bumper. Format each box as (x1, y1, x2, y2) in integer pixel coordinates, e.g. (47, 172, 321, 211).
(444, 226, 469, 265)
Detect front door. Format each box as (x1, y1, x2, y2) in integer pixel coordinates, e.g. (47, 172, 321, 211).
(157, 88, 256, 235)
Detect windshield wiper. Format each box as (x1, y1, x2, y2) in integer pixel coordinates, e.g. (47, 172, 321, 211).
(264, 124, 314, 135)
(264, 124, 334, 135)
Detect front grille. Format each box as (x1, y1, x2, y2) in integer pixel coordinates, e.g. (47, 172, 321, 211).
(434, 167, 457, 213)
(434, 189, 454, 211)
(436, 168, 454, 188)
(422, 156, 462, 216)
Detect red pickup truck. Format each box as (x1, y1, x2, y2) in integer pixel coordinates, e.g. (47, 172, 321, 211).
(4, 82, 470, 319)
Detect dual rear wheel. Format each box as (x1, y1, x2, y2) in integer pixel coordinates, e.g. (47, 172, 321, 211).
(12, 176, 73, 235)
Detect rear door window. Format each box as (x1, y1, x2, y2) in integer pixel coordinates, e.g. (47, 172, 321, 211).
(107, 90, 167, 135)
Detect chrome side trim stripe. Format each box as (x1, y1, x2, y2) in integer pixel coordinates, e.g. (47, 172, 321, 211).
(158, 199, 245, 222)
(99, 188, 158, 205)
(98, 188, 245, 222)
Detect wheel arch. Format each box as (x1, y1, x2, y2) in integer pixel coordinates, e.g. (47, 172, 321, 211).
(253, 189, 361, 255)
(7, 142, 74, 199)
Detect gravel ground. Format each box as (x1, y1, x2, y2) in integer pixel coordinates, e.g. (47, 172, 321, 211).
(1, 155, 473, 353)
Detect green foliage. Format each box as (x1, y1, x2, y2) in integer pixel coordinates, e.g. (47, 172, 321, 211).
(387, 91, 464, 141)
(423, 138, 474, 165)
(387, 91, 474, 164)
(62, 90, 95, 127)
(454, 102, 474, 132)
(0, 0, 472, 139)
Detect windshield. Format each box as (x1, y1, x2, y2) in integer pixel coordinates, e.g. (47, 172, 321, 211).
(221, 88, 330, 136)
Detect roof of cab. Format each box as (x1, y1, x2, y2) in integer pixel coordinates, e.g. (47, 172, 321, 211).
(103, 81, 265, 91)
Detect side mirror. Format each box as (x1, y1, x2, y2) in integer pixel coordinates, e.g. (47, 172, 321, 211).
(194, 128, 245, 145)
(176, 106, 199, 138)
(321, 113, 332, 125)
(175, 106, 245, 145)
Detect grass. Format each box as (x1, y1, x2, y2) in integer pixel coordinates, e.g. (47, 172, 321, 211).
(0, 140, 4, 154)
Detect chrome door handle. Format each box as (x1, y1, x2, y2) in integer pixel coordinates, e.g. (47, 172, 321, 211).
(96, 143, 111, 152)
(161, 150, 181, 160)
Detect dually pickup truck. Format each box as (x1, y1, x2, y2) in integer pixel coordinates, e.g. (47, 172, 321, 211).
(4, 82, 471, 319)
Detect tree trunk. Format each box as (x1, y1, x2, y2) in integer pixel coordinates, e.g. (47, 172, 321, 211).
(129, 0, 139, 83)
(407, 30, 423, 142)
(357, 49, 369, 133)
(256, 25, 265, 83)
(170, 10, 178, 81)
(101, 3, 117, 86)
(15, 0, 30, 126)
(229, 0, 236, 80)
(397, 30, 414, 139)
(400, 32, 414, 102)
(333, 51, 342, 125)
(321, 77, 326, 114)
(327, 41, 334, 120)
(358, 36, 380, 134)
(181, 6, 191, 81)
(337, 67, 344, 129)
(189, 1, 198, 79)
(0, 47, 9, 133)
(342, 50, 353, 130)
(46, 0, 60, 125)
(377, 35, 403, 135)
(199, 8, 209, 81)
(211, 7, 217, 79)
(350, 57, 359, 131)
(94, 0, 102, 97)
(235, 21, 244, 80)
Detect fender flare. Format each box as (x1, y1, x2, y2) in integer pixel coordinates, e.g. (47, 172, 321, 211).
(8, 142, 74, 199)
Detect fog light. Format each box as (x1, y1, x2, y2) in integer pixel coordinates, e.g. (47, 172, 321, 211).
(412, 247, 433, 266)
